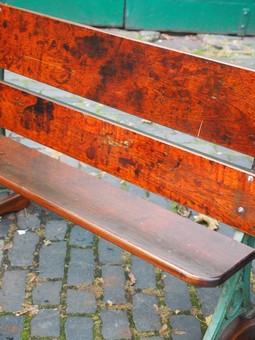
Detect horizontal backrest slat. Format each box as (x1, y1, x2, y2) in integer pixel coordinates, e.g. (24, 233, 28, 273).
(1, 81, 255, 234)
(1, 5, 255, 156)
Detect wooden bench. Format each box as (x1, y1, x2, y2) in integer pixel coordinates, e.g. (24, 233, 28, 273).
(1, 4, 255, 338)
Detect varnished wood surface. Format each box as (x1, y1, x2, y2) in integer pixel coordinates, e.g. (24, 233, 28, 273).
(0, 193, 30, 215)
(220, 316, 255, 339)
(1, 82, 255, 234)
(0, 134, 254, 287)
(0, 5, 255, 156)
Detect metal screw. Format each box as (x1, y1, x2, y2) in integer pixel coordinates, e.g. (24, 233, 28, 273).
(248, 175, 254, 183)
(238, 207, 244, 214)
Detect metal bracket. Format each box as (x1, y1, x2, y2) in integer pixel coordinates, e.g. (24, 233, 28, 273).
(203, 232, 255, 339)
(238, 8, 250, 36)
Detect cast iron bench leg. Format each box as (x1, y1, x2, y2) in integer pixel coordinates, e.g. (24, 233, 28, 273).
(203, 231, 255, 340)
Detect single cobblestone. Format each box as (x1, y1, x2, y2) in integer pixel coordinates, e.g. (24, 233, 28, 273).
(0, 270, 28, 312)
(0, 217, 13, 238)
(65, 316, 94, 340)
(45, 219, 67, 241)
(163, 273, 192, 311)
(171, 315, 202, 340)
(102, 265, 126, 304)
(67, 248, 94, 285)
(9, 231, 39, 267)
(131, 256, 156, 289)
(0, 315, 24, 340)
(101, 310, 131, 339)
(39, 241, 67, 278)
(16, 210, 41, 230)
(66, 289, 97, 313)
(32, 281, 62, 305)
(69, 225, 94, 247)
(196, 287, 222, 316)
(132, 293, 161, 332)
(98, 238, 123, 265)
(31, 309, 60, 337)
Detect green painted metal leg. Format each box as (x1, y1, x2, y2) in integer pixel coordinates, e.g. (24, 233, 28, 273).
(203, 231, 255, 340)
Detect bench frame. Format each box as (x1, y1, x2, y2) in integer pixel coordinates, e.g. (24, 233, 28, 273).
(1, 4, 255, 339)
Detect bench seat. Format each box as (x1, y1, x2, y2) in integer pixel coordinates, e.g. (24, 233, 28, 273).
(0, 134, 254, 287)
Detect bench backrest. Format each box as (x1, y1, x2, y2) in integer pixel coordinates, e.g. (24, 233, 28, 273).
(1, 4, 255, 235)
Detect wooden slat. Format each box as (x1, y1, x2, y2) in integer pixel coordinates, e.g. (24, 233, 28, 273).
(0, 193, 30, 215)
(0, 134, 254, 287)
(0, 5, 255, 156)
(1, 82, 255, 234)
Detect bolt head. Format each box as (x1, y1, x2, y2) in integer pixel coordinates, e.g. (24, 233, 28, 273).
(248, 175, 254, 183)
(238, 207, 244, 214)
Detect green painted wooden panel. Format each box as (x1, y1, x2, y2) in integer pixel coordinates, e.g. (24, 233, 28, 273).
(8, 0, 125, 26)
(126, 0, 255, 35)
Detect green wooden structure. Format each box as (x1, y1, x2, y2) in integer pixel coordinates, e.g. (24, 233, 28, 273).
(126, 0, 255, 36)
(8, 0, 255, 35)
(8, 0, 125, 27)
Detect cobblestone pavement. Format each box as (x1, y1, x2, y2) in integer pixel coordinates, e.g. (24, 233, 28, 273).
(0, 30, 254, 339)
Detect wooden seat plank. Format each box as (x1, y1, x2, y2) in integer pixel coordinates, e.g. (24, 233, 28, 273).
(0, 4, 255, 156)
(0, 134, 254, 287)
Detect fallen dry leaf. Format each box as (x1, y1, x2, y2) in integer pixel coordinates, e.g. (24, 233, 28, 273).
(175, 309, 181, 315)
(44, 239, 52, 246)
(205, 314, 213, 326)
(194, 214, 219, 231)
(173, 329, 186, 335)
(27, 272, 37, 284)
(141, 119, 153, 125)
(0, 243, 13, 251)
(15, 303, 39, 317)
(177, 204, 191, 218)
(159, 324, 168, 335)
(153, 304, 159, 313)
(161, 33, 174, 40)
(128, 272, 136, 286)
(107, 300, 113, 306)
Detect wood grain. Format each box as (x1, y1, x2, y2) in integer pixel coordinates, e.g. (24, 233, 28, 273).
(1, 82, 255, 234)
(0, 134, 254, 287)
(1, 5, 255, 156)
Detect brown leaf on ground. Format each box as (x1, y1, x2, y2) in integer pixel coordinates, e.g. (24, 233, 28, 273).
(194, 214, 219, 231)
(177, 204, 191, 218)
(153, 304, 159, 313)
(27, 272, 37, 284)
(128, 272, 136, 286)
(15, 303, 39, 317)
(0, 243, 13, 251)
(161, 33, 174, 40)
(173, 329, 186, 335)
(159, 324, 168, 335)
